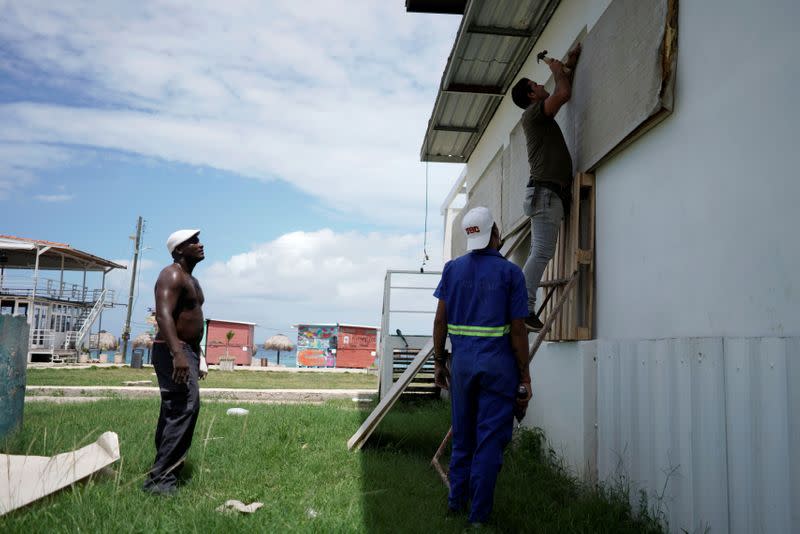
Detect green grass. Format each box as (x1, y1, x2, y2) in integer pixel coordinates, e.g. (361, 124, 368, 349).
(0, 399, 663, 533)
(26, 366, 377, 390)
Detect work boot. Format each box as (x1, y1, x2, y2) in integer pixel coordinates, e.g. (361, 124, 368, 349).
(525, 313, 544, 332)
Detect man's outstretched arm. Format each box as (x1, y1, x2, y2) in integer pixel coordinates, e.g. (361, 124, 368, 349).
(543, 43, 581, 117)
(543, 60, 571, 117)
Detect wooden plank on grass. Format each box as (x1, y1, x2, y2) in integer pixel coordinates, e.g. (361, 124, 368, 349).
(347, 339, 434, 450)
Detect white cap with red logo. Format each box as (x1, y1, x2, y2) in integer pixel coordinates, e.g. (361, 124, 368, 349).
(462, 207, 494, 251)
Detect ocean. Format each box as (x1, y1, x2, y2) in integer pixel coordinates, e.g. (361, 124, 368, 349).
(104, 346, 298, 367)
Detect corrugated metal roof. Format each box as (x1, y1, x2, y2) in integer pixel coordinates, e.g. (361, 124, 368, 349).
(421, 0, 561, 162)
(206, 318, 258, 326)
(0, 235, 126, 271)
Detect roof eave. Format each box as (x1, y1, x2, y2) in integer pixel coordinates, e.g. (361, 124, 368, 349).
(419, 0, 562, 163)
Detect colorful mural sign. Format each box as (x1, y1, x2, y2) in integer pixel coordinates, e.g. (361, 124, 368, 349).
(296, 324, 337, 367)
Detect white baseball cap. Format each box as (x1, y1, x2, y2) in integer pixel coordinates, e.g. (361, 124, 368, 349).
(166, 229, 200, 254)
(462, 207, 494, 251)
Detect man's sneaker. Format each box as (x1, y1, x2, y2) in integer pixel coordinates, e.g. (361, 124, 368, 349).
(525, 313, 544, 332)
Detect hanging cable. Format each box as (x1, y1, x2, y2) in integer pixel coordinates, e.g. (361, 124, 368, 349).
(420, 132, 431, 273)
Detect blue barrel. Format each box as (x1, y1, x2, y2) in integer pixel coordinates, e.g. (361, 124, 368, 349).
(0, 316, 29, 439)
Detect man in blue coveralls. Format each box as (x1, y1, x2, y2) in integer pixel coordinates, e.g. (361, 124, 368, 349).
(433, 206, 532, 526)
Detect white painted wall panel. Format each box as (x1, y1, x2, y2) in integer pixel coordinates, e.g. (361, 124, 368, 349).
(500, 121, 529, 235)
(469, 149, 503, 230)
(595, 0, 800, 339)
(526, 340, 596, 478)
(450, 207, 466, 259)
(724, 337, 795, 534)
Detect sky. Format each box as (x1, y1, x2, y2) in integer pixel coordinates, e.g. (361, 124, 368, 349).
(0, 1, 464, 342)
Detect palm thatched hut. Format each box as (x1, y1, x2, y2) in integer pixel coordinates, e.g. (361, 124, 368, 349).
(263, 334, 294, 366)
(90, 331, 118, 351)
(133, 332, 153, 348)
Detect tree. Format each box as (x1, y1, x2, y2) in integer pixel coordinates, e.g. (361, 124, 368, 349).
(225, 330, 235, 359)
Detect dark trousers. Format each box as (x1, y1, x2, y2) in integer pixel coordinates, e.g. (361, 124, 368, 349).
(144, 342, 201, 491)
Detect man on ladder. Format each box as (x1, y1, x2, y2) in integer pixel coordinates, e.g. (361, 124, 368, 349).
(432, 207, 532, 526)
(510, 43, 582, 331)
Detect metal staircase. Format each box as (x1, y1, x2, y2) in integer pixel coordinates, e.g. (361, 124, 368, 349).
(64, 289, 107, 351)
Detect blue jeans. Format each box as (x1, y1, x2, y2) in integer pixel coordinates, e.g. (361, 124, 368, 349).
(522, 186, 564, 314)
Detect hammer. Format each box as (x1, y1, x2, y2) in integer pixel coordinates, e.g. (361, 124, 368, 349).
(536, 50, 571, 74)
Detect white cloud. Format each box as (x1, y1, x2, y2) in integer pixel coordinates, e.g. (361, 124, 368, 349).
(95, 229, 445, 340)
(0, 1, 463, 223)
(0, 143, 73, 199)
(34, 193, 73, 202)
(201, 228, 443, 334)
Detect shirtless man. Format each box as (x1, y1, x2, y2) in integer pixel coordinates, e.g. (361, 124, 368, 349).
(143, 229, 207, 495)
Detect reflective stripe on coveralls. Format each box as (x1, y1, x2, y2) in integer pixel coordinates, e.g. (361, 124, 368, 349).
(447, 324, 510, 337)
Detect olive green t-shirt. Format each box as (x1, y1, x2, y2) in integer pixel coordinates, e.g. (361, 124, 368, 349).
(521, 101, 573, 188)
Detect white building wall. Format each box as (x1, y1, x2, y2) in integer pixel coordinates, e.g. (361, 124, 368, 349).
(522, 340, 597, 480)
(596, 0, 800, 340)
(445, 0, 800, 532)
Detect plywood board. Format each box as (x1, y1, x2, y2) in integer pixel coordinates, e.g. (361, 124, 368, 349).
(1, 431, 120, 515)
(558, 0, 678, 172)
(347, 339, 434, 450)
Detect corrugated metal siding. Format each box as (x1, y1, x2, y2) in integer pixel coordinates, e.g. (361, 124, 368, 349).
(724, 337, 799, 534)
(595, 337, 799, 534)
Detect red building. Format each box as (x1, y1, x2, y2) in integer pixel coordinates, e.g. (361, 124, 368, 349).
(336, 324, 378, 369)
(295, 323, 377, 369)
(203, 319, 256, 366)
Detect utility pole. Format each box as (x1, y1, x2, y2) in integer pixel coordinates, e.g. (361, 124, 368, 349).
(120, 216, 143, 362)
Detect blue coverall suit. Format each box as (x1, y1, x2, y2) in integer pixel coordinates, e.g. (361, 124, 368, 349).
(434, 248, 528, 523)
